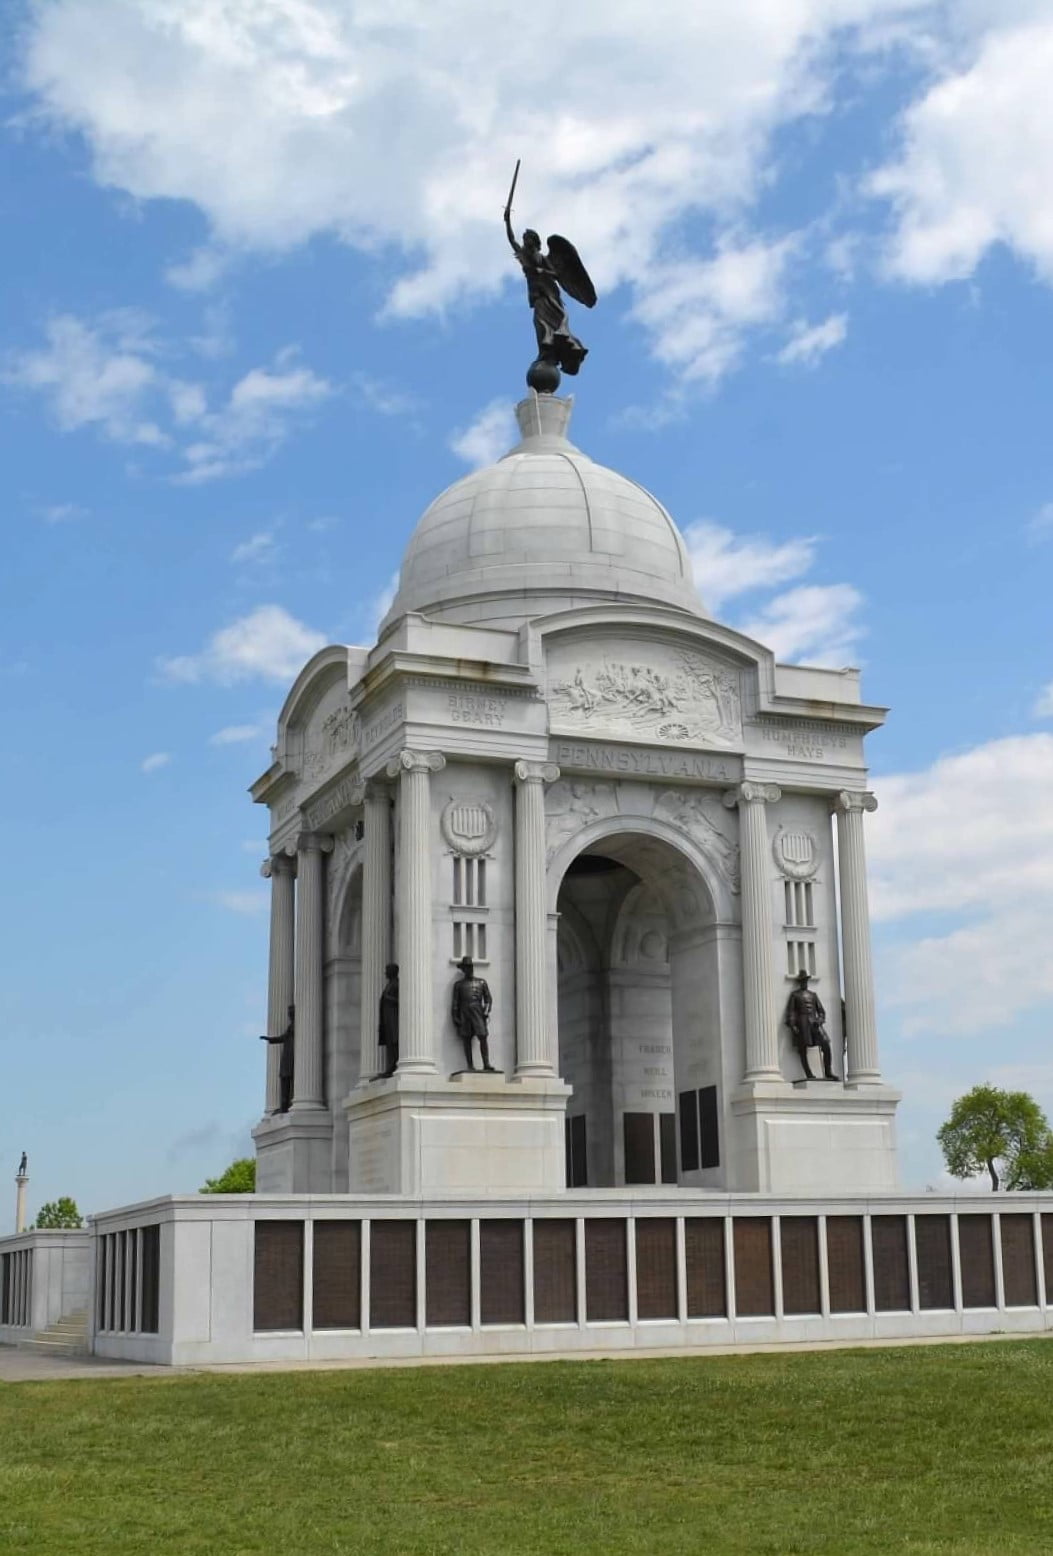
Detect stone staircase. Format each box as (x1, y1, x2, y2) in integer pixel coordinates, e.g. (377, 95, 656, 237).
(22, 1309, 90, 1357)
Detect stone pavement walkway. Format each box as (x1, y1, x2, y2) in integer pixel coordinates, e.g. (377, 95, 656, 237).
(0, 1346, 170, 1382)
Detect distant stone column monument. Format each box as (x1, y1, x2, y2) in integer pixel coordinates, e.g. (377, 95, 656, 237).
(15, 1152, 28, 1234)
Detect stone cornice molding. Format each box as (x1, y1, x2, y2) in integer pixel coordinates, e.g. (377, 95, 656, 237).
(834, 790, 878, 815)
(722, 781, 781, 809)
(514, 760, 561, 785)
(385, 748, 447, 778)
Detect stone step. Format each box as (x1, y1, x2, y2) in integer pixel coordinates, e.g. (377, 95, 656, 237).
(21, 1309, 90, 1355)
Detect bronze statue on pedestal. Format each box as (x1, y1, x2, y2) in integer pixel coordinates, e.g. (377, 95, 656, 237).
(785, 971, 837, 1082)
(451, 956, 495, 1072)
(378, 963, 399, 1077)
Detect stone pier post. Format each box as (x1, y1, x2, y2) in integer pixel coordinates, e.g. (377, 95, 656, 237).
(513, 761, 560, 1076)
(358, 781, 392, 1084)
(835, 791, 881, 1084)
(261, 853, 296, 1113)
(292, 832, 333, 1110)
(724, 782, 783, 1082)
(386, 749, 445, 1074)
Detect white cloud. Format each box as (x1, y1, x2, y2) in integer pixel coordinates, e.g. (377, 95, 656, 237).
(683, 522, 816, 612)
(140, 751, 171, 773)
(165, 245, 231, 292)
(1027, 502, 1053, 541)
(176, 351, 332, 483)
(209, 723, 268, 745)
(870, 733, 1053, 1035)
(230, 531, 278, 565)
(738, 582, 864, 665)
(1033, 683, 1053, 719)
(19, 0, 937, 384)
(160, 604, 327, 685)
(213, 889, 268, 915)
(450, 400, 515, 469)
(38, 501, 89, 523)
(3, 313, 167, 446)
(872, 17, 1053, 286)
(776, 312, 848, 367)
(352, 373, 417, 418)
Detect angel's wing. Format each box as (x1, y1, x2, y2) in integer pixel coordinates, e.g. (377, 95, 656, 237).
(547, 234, 597, 308)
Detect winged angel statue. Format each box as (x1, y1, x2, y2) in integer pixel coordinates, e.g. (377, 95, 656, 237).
(504, 161, 597, 391)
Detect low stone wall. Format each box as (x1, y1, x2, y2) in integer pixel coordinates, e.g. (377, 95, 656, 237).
(86, 1191, 1053, 1366)
(0, 1230, 91, 1345)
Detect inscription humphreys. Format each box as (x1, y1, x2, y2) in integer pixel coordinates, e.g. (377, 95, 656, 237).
(448, 693, 505, 727)
(756, 718, 853, 762)
(552, 739, 737, 784)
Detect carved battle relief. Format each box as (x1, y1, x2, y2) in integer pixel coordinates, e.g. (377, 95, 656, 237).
(653, 789, 741, 893)
(545, 779, 619, 863)
(547, 639, 742, 749)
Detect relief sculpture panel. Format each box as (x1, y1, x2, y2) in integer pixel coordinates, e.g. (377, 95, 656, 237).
(547, 637, 741, 749)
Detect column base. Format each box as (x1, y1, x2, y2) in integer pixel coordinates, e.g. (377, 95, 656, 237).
(343, 1071, 572, 1195)
(727, 1083, 901, 1194)
(252, 1111, 334, 1193)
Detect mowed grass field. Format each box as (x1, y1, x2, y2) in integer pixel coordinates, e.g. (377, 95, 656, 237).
(1, 1340, 1052, 1554)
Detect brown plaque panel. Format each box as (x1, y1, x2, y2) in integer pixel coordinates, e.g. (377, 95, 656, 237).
(623, 1113, 656, 1186)
(533, 1219, 577, 1324)
(659, 1114, 678, 1185)
(826, 1217, 866, 1313)
(871, 1216, 910, 1311)
(915, 1216, 953, 1310)
(426, 1220, 471, 1327)
(959, 1215, 996, 1308)
(566, 1115, 588, 1188)
(94, 1239, 106, 1331)
(369, 1220, 417, 1329)
(480, 1220, 525, 1326)
(685, 1218, 726, 1318)
(585, 1220, 629, 1322)
(733, 1219, 774, 1317)
(699, 1085, 720, 1170)
(636, 1218, 677, 1320)
(1001, 1214, 1037, 1307)
(1, 1254, 11, 1326)
(1043, 1215, 1053, 1304)
(780, 1218, 820, 1315)
(679, 1090, 699, 1173)
(115, 1231, 127, 1333)
(140, 1225, 160, 1334)
(253, 1221, 304, 1332)
(313, 1221, 361, 1330)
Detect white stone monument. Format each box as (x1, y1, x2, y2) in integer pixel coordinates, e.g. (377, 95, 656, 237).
(251, 393, 899, 1198)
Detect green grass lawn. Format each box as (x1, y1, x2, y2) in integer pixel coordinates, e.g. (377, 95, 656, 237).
(1, 1341, 1052, 1554)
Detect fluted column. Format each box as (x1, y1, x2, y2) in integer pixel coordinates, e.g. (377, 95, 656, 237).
(292, 832, 333, 1109)
(385, 749, 446, 1073)
(358, 780, 392, 1084)
(723, 782, 783, 1082)
(514, 761, 560, 1076)
(261, 852, 296, 1113)
(835, 791, 881, 1084)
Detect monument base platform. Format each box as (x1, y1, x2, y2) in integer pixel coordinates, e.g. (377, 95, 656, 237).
(729, 1080, 901, 1193)
(343, 1070, 572, 1194)
(252, 1110, 334, 1193)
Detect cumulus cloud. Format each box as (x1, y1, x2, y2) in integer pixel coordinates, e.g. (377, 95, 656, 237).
(177, 351, 332, 483)
(213, 889, 268, 915)
(450, 400, 515, 468)
(1034, 683, 1053, 719)
(159, 604, 327, 684)
(230, 530, 279, 565)
(683, 522, 816, 612)
(38, 501, 89, 523)
(738, 582, 864, 665)
(3, 312, 168, 446)
(140, 751, 171, 773)
(209, 723, 269, 745)
(18, 0, 938, 384)
(775, 312, 848, 366)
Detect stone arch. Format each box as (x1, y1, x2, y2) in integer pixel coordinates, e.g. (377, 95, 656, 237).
(546, 810, 734, 926)
(326, 850, 363, 1189)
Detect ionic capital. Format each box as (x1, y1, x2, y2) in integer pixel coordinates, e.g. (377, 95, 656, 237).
(296, 831, 335, 855)
(722, 781, 781, 810)
(834, 790, 878, 815)
(260, 853, 297, 879)
(514, 760, 560, 786)
(385, 748, 446, 778)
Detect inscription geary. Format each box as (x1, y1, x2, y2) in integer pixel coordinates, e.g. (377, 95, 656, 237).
(549, 641, 741, 748)
(448, 692, 505, 727)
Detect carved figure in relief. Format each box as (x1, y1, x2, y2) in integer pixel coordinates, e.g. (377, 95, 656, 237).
(545, 780, 617, 862)
(653, 790, 741, 892)
(259, 1004, 295, 1112)
(378, 964, 399, 1077)
(551, 649, 740, 746)
(451, 957, 495, 1072)
(785, 972, 836, 1082)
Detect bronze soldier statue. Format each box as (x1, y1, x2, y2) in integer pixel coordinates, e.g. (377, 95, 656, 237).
(785, 971, 837, 1082)
(451, 956, 495, 1072)
(259, 1004, 295, 1112)
(378, 963, 399, 1077)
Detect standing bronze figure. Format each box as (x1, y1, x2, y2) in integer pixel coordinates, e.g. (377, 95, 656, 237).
(504, 160, 597, 394)
(259, 1004, 295, 1112)
(785, 972, 837, 1082)
(451, 956, 495, 1072)
(378, 963, 399, 1077)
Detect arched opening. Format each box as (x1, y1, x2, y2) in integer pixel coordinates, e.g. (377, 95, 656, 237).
(327, 855, 363, 1189)
(554, 830, 735, 1190)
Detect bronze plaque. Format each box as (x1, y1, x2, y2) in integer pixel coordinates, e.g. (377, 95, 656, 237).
(313, 1221, 361, 1330)
(734, 1219, 774, 1317)
(958, 1215, 995, 1308)
(140, 1224, 160, 1335)
(636, 1218, 677, 1320)
(1043, 1215, 1053, 1303)
(685, 1218, 726, 1317)
(915, 1216, 953, 1310)
(1001, 1215, 1037, 1307)
(780, 1217, 820, 1316)
(370, 1220, 417, 1329)
(533, 1219, 577, 1324)
(585, 1219, 629, 1322)
(253, 1221, 304, 1332)
(659, 1114, 677, 1184)
(480, 1220, 525, 1326)
(623, 1113, 656, 1186)
(679, 1090, 699, 1173)
(826, 1216, 865, 1313)
(871, 1216, 910, 1311)
(425, 1221, 471, 1327)
(699, 1085, 720, 1170)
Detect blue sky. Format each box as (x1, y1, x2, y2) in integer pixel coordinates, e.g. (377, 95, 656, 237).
(3, 1, 1053, 1224)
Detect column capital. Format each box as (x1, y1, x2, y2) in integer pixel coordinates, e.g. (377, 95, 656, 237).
(834, 790, 878, 815)
(514, 760, 560, 785)
(260, 853, 297, 880)
(385, 748, 446, 778)
(722, 781, 781, 810)
(296, 831, 335, 855)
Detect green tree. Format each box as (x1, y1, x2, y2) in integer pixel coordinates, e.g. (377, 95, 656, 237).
(34, 1197, 83, 1229)
(200, 1157, 256, 1194)
(937, 1084, 1053, 1191)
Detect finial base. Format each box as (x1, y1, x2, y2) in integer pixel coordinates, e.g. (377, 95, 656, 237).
(526, 358, 561, 395)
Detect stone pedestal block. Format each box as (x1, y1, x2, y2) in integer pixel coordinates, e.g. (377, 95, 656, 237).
(252, 1112, 334, 1193)
(727, 1081, 901, 1194)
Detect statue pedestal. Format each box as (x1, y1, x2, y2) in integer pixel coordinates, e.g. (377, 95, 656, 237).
(343, 1071, 571, 1195)
(252, 1110, 333, 1193)
(728, 1081, 901, 1194)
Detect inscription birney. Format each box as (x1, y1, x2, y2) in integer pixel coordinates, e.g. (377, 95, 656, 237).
(552, 740, 735, 783)
(448, 693, 505, 727)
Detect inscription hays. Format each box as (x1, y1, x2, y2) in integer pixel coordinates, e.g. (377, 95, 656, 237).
(757, 719, 851, 762)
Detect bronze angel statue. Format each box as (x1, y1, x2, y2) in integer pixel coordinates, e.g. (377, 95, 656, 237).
(504, 161, 597, 392)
